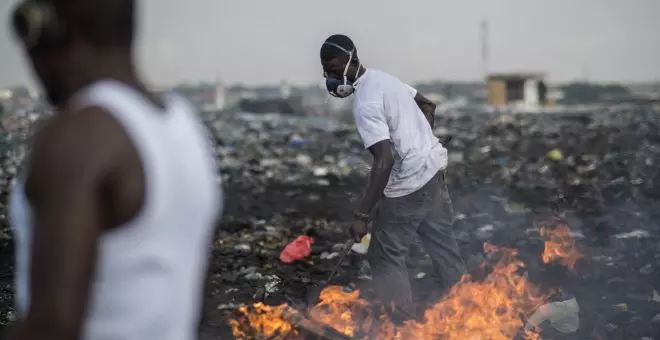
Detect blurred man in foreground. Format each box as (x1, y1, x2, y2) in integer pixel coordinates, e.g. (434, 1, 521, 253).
(6, 0, 222, 339)
(319, 34, 466, 321)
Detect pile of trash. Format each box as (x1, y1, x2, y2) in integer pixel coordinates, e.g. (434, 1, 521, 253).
(442, 107, 660, 214)
(0, 106, 659, 339)
(0, 114, 32, 328)
(201, 107, 660, 339)
(207, 107, 660, 217)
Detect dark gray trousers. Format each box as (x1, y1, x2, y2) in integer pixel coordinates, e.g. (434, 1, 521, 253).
(367, 171, 466, 317)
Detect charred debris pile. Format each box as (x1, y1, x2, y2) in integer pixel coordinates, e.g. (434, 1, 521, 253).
(0, 107, 659, 338)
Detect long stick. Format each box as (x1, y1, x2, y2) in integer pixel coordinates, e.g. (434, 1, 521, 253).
(281, 307, 353, 340)
(325, 239, 355, 284)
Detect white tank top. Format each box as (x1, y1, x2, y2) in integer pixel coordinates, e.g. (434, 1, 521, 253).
(9, 80, 223, 340)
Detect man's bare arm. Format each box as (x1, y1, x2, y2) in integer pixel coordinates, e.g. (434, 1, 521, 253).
(356, 140, 394, 215)
(9, 108, 116, 340)
(414, 92, 437, 128)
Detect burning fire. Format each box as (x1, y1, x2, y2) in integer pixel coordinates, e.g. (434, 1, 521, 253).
(230, 225, 583, 339)
(231, 303, 293, 338)
(540, 224, 584, 272)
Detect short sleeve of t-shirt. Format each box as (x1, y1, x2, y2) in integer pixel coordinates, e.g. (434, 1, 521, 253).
(405, 84, 418, 97)
(354, 102, 390, 149)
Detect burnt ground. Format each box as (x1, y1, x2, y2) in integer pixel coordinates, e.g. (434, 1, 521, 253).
(197, 179, 660, 340)
(1, 109, 660, 339)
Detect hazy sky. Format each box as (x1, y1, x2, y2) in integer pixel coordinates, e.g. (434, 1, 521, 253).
(0, 0, 658, 89)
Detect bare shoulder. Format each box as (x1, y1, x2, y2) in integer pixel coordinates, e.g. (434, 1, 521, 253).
(28, 106, 128, 190)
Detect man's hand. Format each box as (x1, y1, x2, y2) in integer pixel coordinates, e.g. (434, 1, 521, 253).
(349, 219, 369, 242)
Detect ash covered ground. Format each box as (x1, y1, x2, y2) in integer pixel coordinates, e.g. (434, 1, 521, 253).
(2, 106, 660, 339)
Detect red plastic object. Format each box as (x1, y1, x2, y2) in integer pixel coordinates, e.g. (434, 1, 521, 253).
(280, 235, 314, 263)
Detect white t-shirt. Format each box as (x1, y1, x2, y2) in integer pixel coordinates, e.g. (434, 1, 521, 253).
(352, 68, 448, 198)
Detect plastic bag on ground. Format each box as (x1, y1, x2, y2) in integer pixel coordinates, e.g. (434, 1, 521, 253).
(279, 235, 314, 263)
(525, 297, 580, 334)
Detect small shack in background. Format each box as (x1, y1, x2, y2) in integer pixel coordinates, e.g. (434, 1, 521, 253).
(487, 73, 548, 107)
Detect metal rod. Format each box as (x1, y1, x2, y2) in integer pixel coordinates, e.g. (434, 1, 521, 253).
(325, 239, 355, 284)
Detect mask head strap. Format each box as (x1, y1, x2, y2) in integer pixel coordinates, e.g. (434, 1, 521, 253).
(323, 41, 354, 77)
(322, 41, 352, 55)
(323, 41, 359, 82)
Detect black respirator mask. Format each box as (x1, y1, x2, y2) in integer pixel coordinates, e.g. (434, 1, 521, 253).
(323, 42, 361, 98)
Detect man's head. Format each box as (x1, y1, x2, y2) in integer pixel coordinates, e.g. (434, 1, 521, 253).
(320, 34, 361, 98)
(11, 0, 136, 106)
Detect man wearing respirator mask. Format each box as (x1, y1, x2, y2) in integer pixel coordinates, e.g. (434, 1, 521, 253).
(320, 34, 466, 322)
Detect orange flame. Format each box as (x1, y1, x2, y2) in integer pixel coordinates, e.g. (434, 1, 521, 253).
(230, 226, 582, 339)
(540, 224, 583, 271)
(229, 303, 294, 339)
(395, 244, 546, 340)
